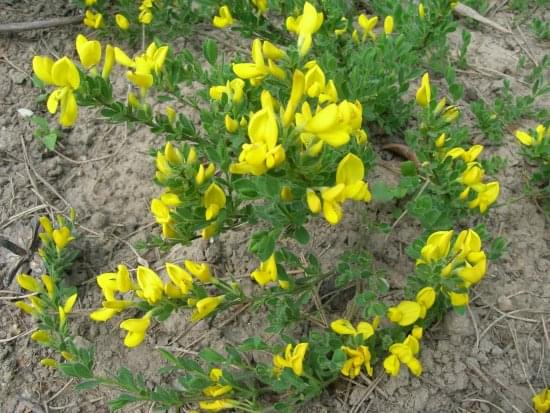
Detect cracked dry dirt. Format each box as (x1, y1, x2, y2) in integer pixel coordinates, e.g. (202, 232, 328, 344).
(1, 1, 549, 412)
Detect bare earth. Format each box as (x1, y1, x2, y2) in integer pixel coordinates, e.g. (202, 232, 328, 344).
(0, 1, 549, 412)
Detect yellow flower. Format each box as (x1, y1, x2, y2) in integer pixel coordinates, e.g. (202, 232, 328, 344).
(232, 39, 269, 82)
(306, 189, 321, 214)
(210, 78, 245, 103)
(384, 336, 423, 377)
(85, 0, 97, 5)
(283, 69, 305, 126)
(452, 229, 482, 260)
(459, 163, 485, 187)
(136, 266, 164, 304)
(191, 295, 225, 321)
(224, 114, 239, 133)
(90, 307, 120, 322)
(251, 254, 278, 286)
(446, 144, 484, 163)
(448, 291, 469, 307)
(39, 216, 54, 238)
(416, 72, 431, 107)
(120, 313, 151, 347)
(213, 5, 234, 28)
(331, 319, 375, 340)
(203, 183, 226, 220)
(418, 3, 426, 19)
(317, 153, 371, 225)
(40, 358, 58, 368)
(286, 2, 323, 56)
(195, 163, 216, 185)
(341, 345, 373, 378)
(387, 301, 421, 326)
(102, 44, 115, 79)
(199, 400, 237, 411)
(83, 10, 103, 29)
(435, 132, 446, 148)
(52, 226, 74, 251)
(533, 388, 550, 413)
(166, 263, 193, 294)
(457, 253, 487, 286)
(17, 274, 40, 292)
(115, 14, 130, 30)
(358, 14, 378, 41)
(138, 0, 154, 24)
(230, 91, 285, 175)
(75, 34, 101, 69)
(33, 56, 80, 127)
(31, 330, 51, 343)
(416, 230, 453, 264)
(515, 124, 546, 146)
(184, 260, 214, 284)
(15, 300, 35, 315)
(252, 0, 268, 13)
(441, 105, 460, 122)
(384, 16, 394, 35)
(273, 342, 309, 376)
(468, 181, 499, 213)
(203, 368, 233, 397)
(416, 287, 436, 318)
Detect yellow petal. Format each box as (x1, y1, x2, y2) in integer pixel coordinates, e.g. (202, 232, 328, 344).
(336, 153, 365, 185)
(306, 189, 321, 214)
(330, 319, 356, 335)
(32, 56, 55, 85)
(52, 57, 80, 89)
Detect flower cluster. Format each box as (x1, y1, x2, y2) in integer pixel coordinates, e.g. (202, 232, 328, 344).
(387, 287, 436, 326)
(286, 2, 324, 56)
(416, 229, 488, 307)
(151, 142, 224, 240)
(307, 153, 372, 225)
(139, 0, 155, 24)
(416, 72, 459, 123)
(90, 261, 224, 347)
(515, 124, 548, 147)
(446, 145, 500, 213)
(533, 388, 550, 413)
(331, 319, 377, 378)
(383, 326, 424, 377)
(114, 41, 168, 95)
(272, 342, 309, 377)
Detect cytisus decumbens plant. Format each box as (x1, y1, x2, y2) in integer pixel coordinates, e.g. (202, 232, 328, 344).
(17, 0, 550, 412)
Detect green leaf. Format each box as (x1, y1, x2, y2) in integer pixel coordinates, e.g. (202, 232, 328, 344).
(293, 226, 310, 245)
(233, 178, 258, 199)
(74, 379, 101, 391)
(203, 39, 218, 66)
(108, 394, 139, 410)
(199, 348, 226, 363)
(400, 161, 417, 177)
(58, 363, 93, 379)
(371, 182, 395, 202)
(239, 337, 268, 351)
(249, 230, 276, 261)
(42, 133, 57, 150)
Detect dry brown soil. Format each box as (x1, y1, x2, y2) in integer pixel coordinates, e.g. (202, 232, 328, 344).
(0, 1, 549, 412)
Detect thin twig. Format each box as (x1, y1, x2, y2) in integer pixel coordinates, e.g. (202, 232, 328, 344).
(0, 327, 37, 343)
(45, 379, 74, 404)
(462, 398, 506, 413)
(0, 15, 82, 34)
(349, 374, 384, 413)
(0, 204, 49, 229)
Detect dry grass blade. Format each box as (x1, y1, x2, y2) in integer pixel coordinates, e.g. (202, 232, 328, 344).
(453, 2, 512, 33)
